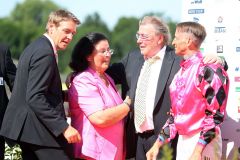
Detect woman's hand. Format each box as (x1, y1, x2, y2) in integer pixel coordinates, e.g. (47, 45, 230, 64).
(65, 72, 76, 89)
(124, 96, 131, 107)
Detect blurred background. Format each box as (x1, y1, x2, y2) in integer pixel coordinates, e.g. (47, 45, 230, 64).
(0, 0, 181, 74)
(0, 1, 182, 158)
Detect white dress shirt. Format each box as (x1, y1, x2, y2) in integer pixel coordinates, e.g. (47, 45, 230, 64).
(43, 33, 58, 63)
(135, 46, 166, 133)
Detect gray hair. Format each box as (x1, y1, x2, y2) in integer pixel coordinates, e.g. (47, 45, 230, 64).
(176, 21, 206, 48)
(139, 16, 171, 45)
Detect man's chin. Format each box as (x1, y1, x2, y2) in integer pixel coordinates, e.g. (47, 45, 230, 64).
(140, 51, 147, 56)
(58, 45, 68, 50)
(139, 49, 144, 54)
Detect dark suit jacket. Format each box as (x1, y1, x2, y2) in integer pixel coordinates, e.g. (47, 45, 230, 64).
(107, 46, 181, 158)
(0, 44, 16, 128)
(0, 36, 69, 147)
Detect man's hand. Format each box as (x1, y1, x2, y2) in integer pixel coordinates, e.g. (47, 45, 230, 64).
(146, 140, 163, 160)
(189, 144, 204, 160)
(63, 125, 81, 143)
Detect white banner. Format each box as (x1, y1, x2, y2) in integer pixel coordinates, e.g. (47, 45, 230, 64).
(181, 0, 240, 159)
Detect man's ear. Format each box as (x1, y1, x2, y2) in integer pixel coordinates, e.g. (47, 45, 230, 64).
(157, 34, 164, 45)
(188, 37, 199, 50)
(187, 37, 194, 48)
(47, 22, 55, 34)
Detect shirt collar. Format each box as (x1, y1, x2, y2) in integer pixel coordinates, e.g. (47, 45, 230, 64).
(146, 45, 166, 61)
(156, 45, 166, 60)
(180, 52, 203, 69)
(43, 33, 57, 55)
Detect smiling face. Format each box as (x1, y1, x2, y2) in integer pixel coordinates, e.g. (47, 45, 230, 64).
(136, 24, 163, 58)
(172, 22, 207, 58)
(88, 40, 111, 74)
(48, 20, 77, 51)
(172, 30, 190, 56)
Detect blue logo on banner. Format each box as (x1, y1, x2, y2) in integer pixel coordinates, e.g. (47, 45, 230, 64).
(236, 47, 240, 52)
(236, 67, 240, 72)
(193, 17, 199, 22)
(191, 0, 202, 4)
(188, 9, 204, 14)
(214, 27, 226, 33)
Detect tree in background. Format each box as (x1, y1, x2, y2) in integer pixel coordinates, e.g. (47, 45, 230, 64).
(0, 0, 59, 59)
(0, 0, 177, 73)
(111, 17, 139, 63)
(0, 19, 21, 58)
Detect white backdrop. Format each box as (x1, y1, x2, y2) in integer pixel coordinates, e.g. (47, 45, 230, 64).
(181, 0, 240, 159)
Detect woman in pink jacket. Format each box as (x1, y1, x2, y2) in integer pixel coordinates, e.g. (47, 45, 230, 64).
(68, 32, 131, 160)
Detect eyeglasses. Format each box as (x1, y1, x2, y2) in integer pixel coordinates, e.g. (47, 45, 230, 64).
(136, 33, 152, 41)
(96, 49, 114, 56)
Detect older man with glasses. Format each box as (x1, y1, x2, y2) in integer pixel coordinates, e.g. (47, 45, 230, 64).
(107, 16, 227, 160)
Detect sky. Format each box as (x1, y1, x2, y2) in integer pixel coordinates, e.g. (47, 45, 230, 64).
(0, 0, 182, 29)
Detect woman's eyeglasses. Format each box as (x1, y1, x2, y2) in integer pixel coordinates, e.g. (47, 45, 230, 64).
(96, 49, 114, 56)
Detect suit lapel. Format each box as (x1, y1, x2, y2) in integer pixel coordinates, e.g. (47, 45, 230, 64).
(130, 53, 144, 102)
(154, 50, 175, 107)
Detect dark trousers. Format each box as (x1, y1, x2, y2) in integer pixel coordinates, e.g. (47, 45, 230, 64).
(19, 142, 73, 160)
(135, 131, 177, 160)
(0, 136, 5, 160)
(136, 130, 158, 160)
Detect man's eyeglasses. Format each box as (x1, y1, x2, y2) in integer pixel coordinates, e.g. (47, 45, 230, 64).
(136, 33, 152, 41)
(96, 49, 114, 56)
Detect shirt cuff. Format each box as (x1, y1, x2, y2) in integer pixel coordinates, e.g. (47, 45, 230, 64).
(158, 135, 165, 142)
(197, 139, 207, 147)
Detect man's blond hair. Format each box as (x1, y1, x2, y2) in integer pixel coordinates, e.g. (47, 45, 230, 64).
(46, 9, 80, 32)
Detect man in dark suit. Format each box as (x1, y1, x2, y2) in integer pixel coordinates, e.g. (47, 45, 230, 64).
(0, 44, 16, 160)
(0, 10, 81, 160)
(107, 16, 226, 160)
